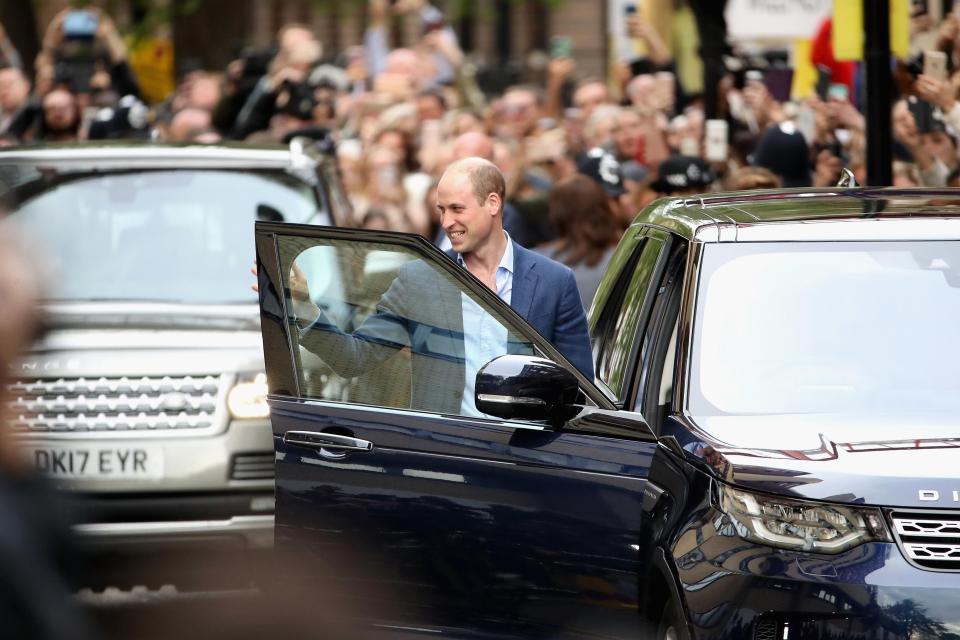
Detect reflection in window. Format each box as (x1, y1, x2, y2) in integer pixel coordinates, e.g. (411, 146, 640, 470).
(692, 241, 960, 416)
(278, 237, 535, 417)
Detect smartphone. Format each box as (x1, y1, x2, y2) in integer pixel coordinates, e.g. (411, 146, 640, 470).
(704, 119, 729, 162)
(815, 64, 832, 101)
(924, 50, 948, 81)
(62, 9, 99, 38)
(549, 35, 572, 59)
(908, 95, 936, 133)
(625, 2, 639, 15)
(828, 83, 849, 102)
(763, 68, 794, 103)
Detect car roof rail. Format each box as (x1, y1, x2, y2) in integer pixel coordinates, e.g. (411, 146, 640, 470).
(285, 127, 335, 154)
(836, 167, 858, 188)
(286, 135, 321, 186)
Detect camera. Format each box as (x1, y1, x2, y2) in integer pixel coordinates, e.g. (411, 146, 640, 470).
(278, 80, 318, 120)
(54, 10, 105, 94)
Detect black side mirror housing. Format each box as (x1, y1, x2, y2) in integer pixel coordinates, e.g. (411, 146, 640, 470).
(475, 355, 580, 423)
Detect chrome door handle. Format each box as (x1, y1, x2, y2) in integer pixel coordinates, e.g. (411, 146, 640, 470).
(283, 430, 374, 452)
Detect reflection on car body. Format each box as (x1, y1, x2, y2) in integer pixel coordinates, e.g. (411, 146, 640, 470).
(256, 189, 960, 639)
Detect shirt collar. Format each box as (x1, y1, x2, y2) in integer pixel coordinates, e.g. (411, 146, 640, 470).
(456, 231, 514, 274)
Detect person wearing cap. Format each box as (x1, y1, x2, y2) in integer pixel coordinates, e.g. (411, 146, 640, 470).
(577, 146, 636, 221)
(651, 154, 716, 196)
(751, 121, 812, 188)
(620, 159, 657, 225)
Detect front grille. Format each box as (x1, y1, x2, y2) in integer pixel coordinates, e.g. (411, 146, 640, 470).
(753, 619, 777, 640)
(7, 375, 221, 434)
(230, 453, 274, 481)
(891, 510, 960, 571)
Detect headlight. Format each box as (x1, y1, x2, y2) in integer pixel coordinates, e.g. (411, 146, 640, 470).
(718, 484, 891, 554)
(227, 373, 269, 419)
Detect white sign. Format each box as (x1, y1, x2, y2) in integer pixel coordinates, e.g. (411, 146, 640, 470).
(726, 0, 833, 41)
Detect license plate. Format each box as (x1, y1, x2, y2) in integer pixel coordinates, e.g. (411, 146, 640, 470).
(27, 444, 163, 479)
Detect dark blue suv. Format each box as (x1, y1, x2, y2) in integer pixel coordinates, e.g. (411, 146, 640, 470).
(255, 188, 960, 639)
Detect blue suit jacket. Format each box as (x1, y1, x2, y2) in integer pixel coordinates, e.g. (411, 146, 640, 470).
(446, 242, 593, 379)
(500, 243, 593, 379)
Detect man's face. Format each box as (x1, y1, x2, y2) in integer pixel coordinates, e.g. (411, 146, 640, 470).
(573, 82, 610, 120)
(500, 89, 539, 138)
(416, 94, 445, 122)
(612, 110, 643, 159)
(280, 27, 315, 56)
(627, 75, 656, 110)
(437, 171, 497, 254)
(43, 90, 76, 132)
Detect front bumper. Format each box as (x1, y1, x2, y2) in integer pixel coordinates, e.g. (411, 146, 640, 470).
(670, 513, 960, 639)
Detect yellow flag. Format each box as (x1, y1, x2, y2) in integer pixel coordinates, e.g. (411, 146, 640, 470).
(791, 40, 817, 99)
(890, 0, 910, 59)
(129, 37, 175, 105)
(832, 0, 864, 61)
(833, 0, 912, 61)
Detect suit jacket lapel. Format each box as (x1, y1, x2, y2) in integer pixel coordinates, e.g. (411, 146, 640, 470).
(510, 242, 538, 322)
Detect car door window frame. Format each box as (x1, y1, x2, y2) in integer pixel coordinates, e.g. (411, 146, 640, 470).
(630, 234, 690, 428)
(593, 227, 673, 408)
(256, 221, 617, 412)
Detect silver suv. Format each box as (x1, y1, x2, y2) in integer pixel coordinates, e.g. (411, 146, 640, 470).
(0, 140, 346, 585)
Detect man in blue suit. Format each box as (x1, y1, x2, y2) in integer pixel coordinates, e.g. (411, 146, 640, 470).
(292, 157, 593, 416)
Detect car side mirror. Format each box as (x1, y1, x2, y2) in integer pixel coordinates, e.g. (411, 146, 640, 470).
(475, 355, 580, 424)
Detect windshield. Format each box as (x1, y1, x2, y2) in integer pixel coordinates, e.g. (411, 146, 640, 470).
(690, 241, 960, 417)
(7, 169, 325, 304)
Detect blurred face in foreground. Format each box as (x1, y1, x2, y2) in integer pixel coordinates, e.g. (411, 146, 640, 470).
(436, 168, 499, 255)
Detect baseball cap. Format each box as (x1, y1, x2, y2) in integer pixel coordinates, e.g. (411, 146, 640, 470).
(651, 155, 715, 194)
(577, 147, 626, 197)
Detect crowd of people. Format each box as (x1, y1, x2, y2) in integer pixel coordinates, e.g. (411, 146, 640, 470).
(4, 1, 960, 303)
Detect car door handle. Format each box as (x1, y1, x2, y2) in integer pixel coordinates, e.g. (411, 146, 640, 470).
(283, 430, 374, 452)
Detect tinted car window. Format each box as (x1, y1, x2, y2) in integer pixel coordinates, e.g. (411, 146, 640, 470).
(595, 235, 665, 401)
(277, 236, 536, 417)
(691, 241, 960, 417)
(9, 170, 324, 304)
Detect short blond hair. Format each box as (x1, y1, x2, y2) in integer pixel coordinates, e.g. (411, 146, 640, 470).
(445, 157, 505, 215)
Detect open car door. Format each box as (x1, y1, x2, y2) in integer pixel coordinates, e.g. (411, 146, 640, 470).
(256, 222, 659, 639)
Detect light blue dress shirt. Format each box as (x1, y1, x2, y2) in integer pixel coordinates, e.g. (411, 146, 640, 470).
(456, 233, 514, 417)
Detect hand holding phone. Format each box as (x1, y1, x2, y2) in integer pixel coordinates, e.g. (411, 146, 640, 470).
(907, 95, 937, 134)
(549, 36, 572, 59)
(924, 50, 948, 81)
(704, 119, 729, 162)
(62, 9, 99, 39)
(827, 83, 849, 102)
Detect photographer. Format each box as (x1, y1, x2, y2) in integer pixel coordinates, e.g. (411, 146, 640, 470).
(34, 6, 139, 104)
(230, 23, 321, 140)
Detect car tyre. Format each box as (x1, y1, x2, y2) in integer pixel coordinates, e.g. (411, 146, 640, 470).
(656, 598, 690, 640)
